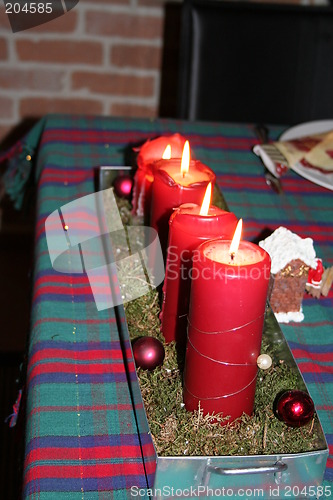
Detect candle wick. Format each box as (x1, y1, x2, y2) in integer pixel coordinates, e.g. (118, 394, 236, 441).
(230, 252, 235, 261)
(182, 172, 186, 179)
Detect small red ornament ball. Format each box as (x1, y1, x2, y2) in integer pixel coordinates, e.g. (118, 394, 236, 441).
(132, 336, 165, 371)
(113, 175, 133, 198)
(275, 390, 315, 427)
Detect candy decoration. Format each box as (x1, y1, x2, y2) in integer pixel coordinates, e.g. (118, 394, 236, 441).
(132, 336, 165, 371)
(275, 390, 315, 427)
(257, 354, 272, 370)
(114, 175, 133, 198)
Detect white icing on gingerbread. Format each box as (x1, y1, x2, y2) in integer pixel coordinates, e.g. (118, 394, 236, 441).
(259, 226, 317, 274)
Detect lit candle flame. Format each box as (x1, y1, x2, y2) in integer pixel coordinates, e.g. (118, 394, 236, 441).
(162, 144, 171, 159)
(229, 219, 243, 260)
(180, 140, 190, 177)
(199, 183, 212, 216)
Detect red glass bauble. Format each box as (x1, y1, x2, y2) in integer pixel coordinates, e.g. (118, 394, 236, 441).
(275, 390, 314, 427)
(132, 336, 165, 371)
(114, 175, 133, 198)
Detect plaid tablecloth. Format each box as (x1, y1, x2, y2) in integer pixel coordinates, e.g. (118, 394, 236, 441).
(2, 114, 332, 498)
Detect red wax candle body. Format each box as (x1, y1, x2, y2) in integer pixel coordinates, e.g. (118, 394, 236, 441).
(161, 204, 238, 347)
(132, 134, 186, 218)
(183, 238, 271, 423)
(150, 160, 216, 256)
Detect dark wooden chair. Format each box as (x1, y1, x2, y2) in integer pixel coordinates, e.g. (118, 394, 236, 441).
(177, 0, 333, 125)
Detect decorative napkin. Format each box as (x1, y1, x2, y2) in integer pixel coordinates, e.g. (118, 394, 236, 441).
(253, 130, 333, 178)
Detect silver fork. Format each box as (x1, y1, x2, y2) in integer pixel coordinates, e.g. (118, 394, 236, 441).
(254, 124, 284, 195)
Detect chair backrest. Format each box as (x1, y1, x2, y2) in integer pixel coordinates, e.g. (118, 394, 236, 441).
(178, 0, 333, 125)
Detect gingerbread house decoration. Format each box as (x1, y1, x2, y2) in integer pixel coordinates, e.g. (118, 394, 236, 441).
(259, 227, 317, 323)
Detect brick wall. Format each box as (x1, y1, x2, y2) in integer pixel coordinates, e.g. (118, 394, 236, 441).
(0, 0, 180, 146)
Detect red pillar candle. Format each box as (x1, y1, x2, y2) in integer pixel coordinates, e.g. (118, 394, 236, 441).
(150, 146, 216, 256)
(183, 226, 271, 423)
(161, 190, 238, 347)
(132, 134, 187, 218)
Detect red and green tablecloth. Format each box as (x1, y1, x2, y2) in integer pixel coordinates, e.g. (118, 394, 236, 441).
(2, 114, 332, 498)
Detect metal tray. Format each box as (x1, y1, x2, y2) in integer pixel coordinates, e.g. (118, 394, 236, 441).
(99, 166, 328, 499)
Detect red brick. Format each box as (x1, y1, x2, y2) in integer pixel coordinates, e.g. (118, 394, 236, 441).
(111, 44, 162, 70)
(16, 39, 103, 65)
(0, 37, 7, 60)
(29, 9, 77, 33)
(111, 102, 157, 118)
(0, 96, 14, 119)
(85, 11, 163, 39)
(0, 68, 64, 91)
(72, 71, 155, 97)
(19, 97, 103, 117)
(0, 8, 11, 31)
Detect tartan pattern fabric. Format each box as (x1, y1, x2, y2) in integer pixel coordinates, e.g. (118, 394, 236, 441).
(3, 114, 332, 497)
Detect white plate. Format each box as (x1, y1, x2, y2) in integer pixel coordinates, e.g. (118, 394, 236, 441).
(280, 120, 333, 191)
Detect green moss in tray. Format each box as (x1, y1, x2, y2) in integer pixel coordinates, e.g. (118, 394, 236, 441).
(118, 196, 322, 457)
(124, 290, 322, 457)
